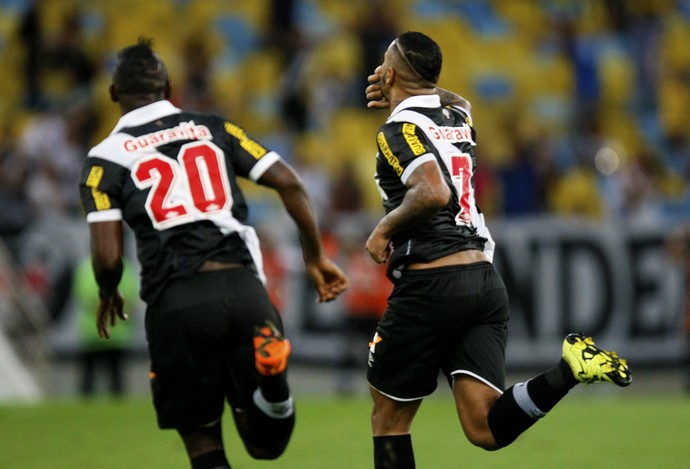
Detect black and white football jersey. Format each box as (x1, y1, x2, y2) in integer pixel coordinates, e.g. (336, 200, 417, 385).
(373, 94, 494, 279)
(79, 100, 278, 304)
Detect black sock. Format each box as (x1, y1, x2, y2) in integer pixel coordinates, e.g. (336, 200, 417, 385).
(259, 374, 290, 402)
(527, 360, 577, 412)
(191, 449, 230, 469)
(487, 387, 537, 447)
(548, 359, 579, 389)
(488, 360, 578, 447)
(373, 435, 415, 469)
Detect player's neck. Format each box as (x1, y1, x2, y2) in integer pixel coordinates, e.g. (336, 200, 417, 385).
(389, 86, 435, 111)
(119, 96, 167, 115)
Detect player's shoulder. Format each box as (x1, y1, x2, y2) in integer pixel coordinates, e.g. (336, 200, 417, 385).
(445, 102, 473, 127)
(88, 133, 127, 162)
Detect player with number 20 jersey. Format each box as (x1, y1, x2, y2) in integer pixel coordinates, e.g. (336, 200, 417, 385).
(80, 101, 276, 306)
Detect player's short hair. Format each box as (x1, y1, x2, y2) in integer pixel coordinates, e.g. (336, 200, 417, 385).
(395, 31, 442, 84)
(112, 38, 168, 95)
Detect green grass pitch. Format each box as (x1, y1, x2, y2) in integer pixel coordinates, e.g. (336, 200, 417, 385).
(1, 394, 688, 468)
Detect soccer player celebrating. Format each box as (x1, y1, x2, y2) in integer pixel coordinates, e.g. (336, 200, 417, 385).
(78, 39, 348, 469)
(363, 31, 631, 468)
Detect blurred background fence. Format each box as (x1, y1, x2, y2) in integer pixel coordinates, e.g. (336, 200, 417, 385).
(1, 0, 689, 399)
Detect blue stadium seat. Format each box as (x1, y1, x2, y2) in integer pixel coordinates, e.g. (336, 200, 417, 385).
(214, 14, 259, 69)
(473, 73, 514, 101)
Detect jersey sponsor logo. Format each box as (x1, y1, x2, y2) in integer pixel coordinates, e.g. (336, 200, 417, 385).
(402, 123, 425, 156)
(377, 132, 403, 176)
(122, 121, 212, 152)
(427, 123, 475, 144)
(85, 165, 111, 210)
(223, 122, 268, 160)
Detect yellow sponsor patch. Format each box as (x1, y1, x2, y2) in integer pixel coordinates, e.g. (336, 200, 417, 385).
(224, 122, 267, 159)
(377, 132, 403, 176)
(402, 123, 425, 156)
(85, 166, 111, 210)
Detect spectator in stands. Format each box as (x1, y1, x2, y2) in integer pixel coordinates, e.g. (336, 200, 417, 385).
(354, 0, 399, 106)
(0, 122, 31, 252)
(499, 125, 556, 217)
(616, 147, 665, 224)
(18, 105, 91, 218)
(41, 8, 95, 107)
(17, 0, 43, 110)
(177, 35, 215, 113)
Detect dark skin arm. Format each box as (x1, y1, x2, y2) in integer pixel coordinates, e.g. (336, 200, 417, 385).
(89, 220, 127, 339)
(366, 160, 450, 263)
(258, 160, 349, 302)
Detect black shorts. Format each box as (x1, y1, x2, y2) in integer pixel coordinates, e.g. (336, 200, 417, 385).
(145, 267, 284, 429)
(367, 262, 509, 401)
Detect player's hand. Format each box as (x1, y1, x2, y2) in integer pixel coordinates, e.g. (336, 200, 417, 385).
(305, 257, 349, 303)
(365, 230, 392, 264)
(96, 289, 128, 339)
(365, 66, 389, 109)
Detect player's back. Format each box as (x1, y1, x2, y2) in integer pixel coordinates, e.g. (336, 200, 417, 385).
(373, 95, 485, 277)
(81, 100, 263, 304)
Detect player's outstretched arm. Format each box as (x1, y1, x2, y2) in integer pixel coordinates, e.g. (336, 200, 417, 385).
(259, 160, 349, 302)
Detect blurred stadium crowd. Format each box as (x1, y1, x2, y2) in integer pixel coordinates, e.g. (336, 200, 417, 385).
(1, 0, 690, 395)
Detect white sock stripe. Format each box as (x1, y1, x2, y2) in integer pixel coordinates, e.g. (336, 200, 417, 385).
(513, 381, 546, 419)
(252, 388, 294, 420)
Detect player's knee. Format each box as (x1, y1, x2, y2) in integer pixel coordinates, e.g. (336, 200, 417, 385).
(463, 424, 500, 451)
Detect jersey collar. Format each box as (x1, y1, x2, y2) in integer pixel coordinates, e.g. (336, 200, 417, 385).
(389, 94, 441, 118)
(112, 100, 182, 134)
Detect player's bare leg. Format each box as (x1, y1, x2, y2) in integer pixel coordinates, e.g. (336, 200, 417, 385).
(370, 387, 422, 469)
(452, 375, 502, 450)
(177, 423, 230, 468)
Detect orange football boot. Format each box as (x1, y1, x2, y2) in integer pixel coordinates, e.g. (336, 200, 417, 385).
(253, 321, 291, 376)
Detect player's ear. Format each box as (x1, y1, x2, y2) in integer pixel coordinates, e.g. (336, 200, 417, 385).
(109, 84, 119, 102)
(385, 67, 395, 86)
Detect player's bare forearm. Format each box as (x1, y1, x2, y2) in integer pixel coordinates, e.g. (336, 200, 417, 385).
(260, 161, 324, 262)
(90, 221, 124, 300)
(366, 161, 449, 263)
(379, 162, 449, 236)
(279, 184, 324, 262)
(366, 188, 441, 264)
(260, 160, 347, 300)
